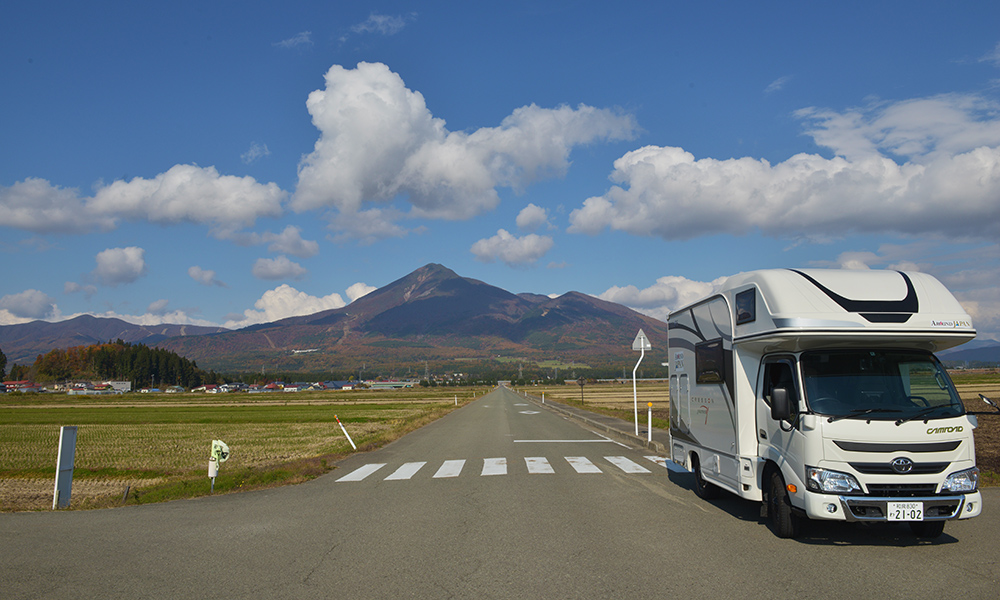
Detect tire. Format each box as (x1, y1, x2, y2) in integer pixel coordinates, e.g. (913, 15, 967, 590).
(909, 520, 945, 539)
(691, 454, 721, 500)
(766, 469, 801, 538)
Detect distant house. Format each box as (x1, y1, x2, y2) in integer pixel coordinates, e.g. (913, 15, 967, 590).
(165, 385, 185, 393)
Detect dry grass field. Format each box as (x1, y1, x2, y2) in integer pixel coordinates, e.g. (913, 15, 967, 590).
(0, 389, 483, 511)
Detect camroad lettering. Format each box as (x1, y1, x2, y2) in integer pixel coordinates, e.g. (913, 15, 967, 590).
(927, 426, 963, 434)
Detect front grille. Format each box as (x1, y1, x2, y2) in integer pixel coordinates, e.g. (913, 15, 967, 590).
(865, 483, 938, 497)
(850, 462, 948, 475)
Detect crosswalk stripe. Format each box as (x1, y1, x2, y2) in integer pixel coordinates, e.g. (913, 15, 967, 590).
(384, 462, 426, 480)
(605, 456, 650, 474)
(337, 463, 386, 482)
(482, 458, 507, 476)
(525, 457, 554, 474)
(644, 455, 687, 473)
(433, 460, 466, 478)
(565, 456, 602, 473)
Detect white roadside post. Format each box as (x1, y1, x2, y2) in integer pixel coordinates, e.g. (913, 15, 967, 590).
(209, 440, 230, 493)
(632, 329, 652, 436)
(648, 402, 653, 442)
(53, 425, 78, 509)
(336, 415, 357, 450)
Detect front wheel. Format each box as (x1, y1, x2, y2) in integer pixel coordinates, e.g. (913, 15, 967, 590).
(691, 454, 720, 500)
(767, 470, 801, 538)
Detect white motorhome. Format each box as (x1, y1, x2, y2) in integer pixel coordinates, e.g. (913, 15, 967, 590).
(668, 268, 982, 538)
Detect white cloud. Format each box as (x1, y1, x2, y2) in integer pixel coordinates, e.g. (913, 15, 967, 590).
(188, 266, 226, 287)
(274, 31, 313, 48)
(516, 203, 551, 232)
(570, 93, 1000, 243)
(92, 247, 147, 287)
(764, 76, 792, 94)
(292, 62, 637, 233)
(346, 282, 377, 302)
(241, 141, 271, 164)
(147, 299, 170, 315)
(980, 42, 1000, 67)
(329, 207, 408, 245)
(261, 225, 319, 257)
(351, 13, 411, 36)
(225, 284, 347, 328)
(598, 275, 729, 321)
(0, 178, 115, 234)
(252, 255, 307, 280)
(90, 164, 286, 236)
(0, 289, 56, 320)
(470, 229, 554, 266)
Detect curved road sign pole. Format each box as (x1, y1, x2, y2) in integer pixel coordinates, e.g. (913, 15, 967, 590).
(632, 330, 652, 437)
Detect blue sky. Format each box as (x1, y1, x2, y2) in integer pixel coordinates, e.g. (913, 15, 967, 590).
(2, 1, 998, 342)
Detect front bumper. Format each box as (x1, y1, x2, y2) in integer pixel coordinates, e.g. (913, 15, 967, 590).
(802, 490, 982, 521)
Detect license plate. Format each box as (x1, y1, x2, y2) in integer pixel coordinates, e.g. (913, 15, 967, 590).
(887, 501, 924, 521)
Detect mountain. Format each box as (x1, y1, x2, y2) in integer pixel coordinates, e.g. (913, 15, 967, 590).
(0, 315, 227, 366)
(938, 342, 1000, 366)
(157, 264, 670, 372)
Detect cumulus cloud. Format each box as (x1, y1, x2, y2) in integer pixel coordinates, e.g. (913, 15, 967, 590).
(0, 178, 115, 234)
(346, 282, 377, 302)
(570, 95, 1000, 242)
(90, 164, 286, 236)
(598, 275, 730, 321)
(261, 225, 319, 257)
(225, 284, 347, 328)
(470, 229, 554, 266)
(252, 255, 307, 280)
(516, 203, 551, 231)
(2, 165, 286, 238)
(0, 289, 57, 320)
(188, 266, 226, 287)
(92, 247, 147, 287)
(274, 31, 313, 48)
(292, 62, 637, 235)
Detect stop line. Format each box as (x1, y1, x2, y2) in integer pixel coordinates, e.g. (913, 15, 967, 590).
(336, 455, 676, 482)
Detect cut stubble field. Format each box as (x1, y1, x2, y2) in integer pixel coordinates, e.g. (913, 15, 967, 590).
(3, 375, 998, 512)
(1, 390, 486, 511)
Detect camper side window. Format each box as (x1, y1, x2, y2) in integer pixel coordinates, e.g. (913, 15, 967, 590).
(696, 339, 726, 384)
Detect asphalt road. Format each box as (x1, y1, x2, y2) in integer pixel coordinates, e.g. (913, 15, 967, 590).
(2, 387, 999, 599)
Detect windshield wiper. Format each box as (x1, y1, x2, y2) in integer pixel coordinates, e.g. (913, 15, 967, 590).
(895, 405, 953, 426)
(827, 408, 901, 423)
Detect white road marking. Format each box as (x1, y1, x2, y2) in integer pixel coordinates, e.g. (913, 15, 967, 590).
(644, 455, 688, 473)
(336, 463, 386, 482)
(482, 458, 507, 476)
(565, 456, 602, 473)
(605, 456, 651, 474)
(433, 460, 466, 478)
(384, 462, 426, 481)
(518, 410, 540, 414)
(525, 457, 555, 474)
(513, 439, 615, 443)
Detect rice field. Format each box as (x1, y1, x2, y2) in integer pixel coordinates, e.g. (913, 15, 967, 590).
(0, 391, 477, 511)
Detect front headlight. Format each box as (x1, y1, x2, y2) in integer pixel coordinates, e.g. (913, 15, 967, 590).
(943, 467, 979, 493)
(806, 467, 862, 494)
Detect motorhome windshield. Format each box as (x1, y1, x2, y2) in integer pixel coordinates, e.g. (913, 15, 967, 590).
(800, 350, 964, 422)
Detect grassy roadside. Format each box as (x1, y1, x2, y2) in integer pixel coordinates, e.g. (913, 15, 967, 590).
(0, 389, 485, 511)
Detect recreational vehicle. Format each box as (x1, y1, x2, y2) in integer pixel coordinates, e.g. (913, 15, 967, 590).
(668, 268, 984, 538)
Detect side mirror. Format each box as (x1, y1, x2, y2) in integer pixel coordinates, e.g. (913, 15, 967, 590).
(771, 386, 796, 422)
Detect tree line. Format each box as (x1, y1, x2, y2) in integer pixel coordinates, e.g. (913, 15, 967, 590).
(19, 340, 221, 388)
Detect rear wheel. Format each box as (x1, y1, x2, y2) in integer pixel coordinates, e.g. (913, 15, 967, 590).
(691, 454, 720, 500)
(909, 520, 945, 539)
(766, 469, 801, 538)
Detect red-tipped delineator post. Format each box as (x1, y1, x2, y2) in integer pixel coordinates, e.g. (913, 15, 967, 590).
(336, 415, 357, 450)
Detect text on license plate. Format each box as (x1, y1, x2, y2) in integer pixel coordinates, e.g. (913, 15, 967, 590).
(887, 501, 924, 521)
